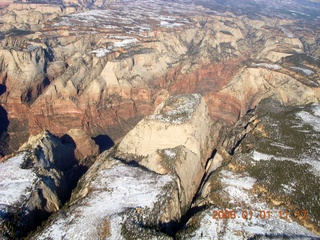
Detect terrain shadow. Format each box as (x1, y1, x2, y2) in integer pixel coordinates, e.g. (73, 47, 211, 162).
(0, 84, 6, 96)
(93, 134, 115, 153)
(0, 105, 9, 157)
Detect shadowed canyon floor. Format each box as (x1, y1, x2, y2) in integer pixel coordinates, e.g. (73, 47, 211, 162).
(0, 0, 320, 239)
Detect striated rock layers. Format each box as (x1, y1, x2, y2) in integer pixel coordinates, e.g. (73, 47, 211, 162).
(0, 0, 319, 156)
(0, 3, 79, 31)
(32, 94, 214, 239)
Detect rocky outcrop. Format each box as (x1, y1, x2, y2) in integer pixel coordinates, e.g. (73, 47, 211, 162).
(117, 94, 211, 158)
(0, 130, 85, 239)
(32, 94, 213, 239)
(118, 94, 213, 213)
(179, 99, 320, 238)
(205, 66, 320, 125)
(63, 128, 99, 163)
(0, 0, 319, 156)
(0, 2, 78, 31)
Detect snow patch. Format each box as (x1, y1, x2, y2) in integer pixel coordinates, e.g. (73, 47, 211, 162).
(281, 183, 295, 194)
(281, 27, 295, 38)
(164, 149, 176, 159)
(220, 170, 256, 190)
(296, 109, 320, 132)
(149, 94, 201, 124)
(0, 153, 36, 206)
(270, 142, 294, 150)
(252, 151, 274, 161)
(159, 21, 184, 28)
(290, 67, 315, 76)
(253, 63, 282, 70)
(113, 37, 139, 48)
(220, 170, 256, 205)
(89, 48, 111, 58)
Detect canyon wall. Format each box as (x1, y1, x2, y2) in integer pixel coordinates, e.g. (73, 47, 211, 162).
(0, 2, 319, 155)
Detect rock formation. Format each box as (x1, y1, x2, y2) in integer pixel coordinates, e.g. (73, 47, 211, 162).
(32, 94, 214, 239)
(1, 1, 319, 154)
(0, 0, 319, 238)
(63, 128, 99, 163)
(179, 99, 320, 238)
(0, 130, 86, 239)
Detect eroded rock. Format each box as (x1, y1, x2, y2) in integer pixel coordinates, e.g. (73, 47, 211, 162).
(32, 94, 213, 239)
(0, 130, 84, 239)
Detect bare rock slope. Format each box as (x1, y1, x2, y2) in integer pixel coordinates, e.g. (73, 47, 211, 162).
(0, 0, 319, 156)
(32, 94, 214, 239)
(0, 130, 84, 239)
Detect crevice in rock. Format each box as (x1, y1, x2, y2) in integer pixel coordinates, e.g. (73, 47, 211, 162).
(0, 105, 10, 157)
(113, 156, 160, 175)
(0, 84, 6, 96)
(164, 109, 262, 238)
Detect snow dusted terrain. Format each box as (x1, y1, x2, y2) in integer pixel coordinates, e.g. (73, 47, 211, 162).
(0, 153, 36, 207)
(179, 102, 320, 239)
(290, 67, 315, 76)
(252, 103, 320, 175)
(253, 63, 282, 70)
(52, 0, 199, 33)
(183, 171, 318, 239)
(149, 94, 202, 124)
(35, 159, 174, 239)
(0, 152, 36, 234)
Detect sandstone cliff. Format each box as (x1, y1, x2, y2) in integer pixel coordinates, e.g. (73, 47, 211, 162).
(0, 0, 319, 238)
(0, 0, 319, 157)
(32, 94, 214, 239)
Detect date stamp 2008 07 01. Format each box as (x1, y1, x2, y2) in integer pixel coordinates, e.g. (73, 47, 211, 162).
(212, 210, 307, 220)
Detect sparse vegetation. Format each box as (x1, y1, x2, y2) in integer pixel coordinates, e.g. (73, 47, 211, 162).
(149, 94, 201, 124)
(233, 99, 320, 233)
(98, 217, 112, 239)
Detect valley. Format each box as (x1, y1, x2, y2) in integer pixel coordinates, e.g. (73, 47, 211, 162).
(0, 0, 319, 239)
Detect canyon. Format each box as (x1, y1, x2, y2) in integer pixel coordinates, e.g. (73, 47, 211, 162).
(0, 0, 319, 239)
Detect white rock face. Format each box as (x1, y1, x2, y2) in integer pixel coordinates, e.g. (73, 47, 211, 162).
(117, 94, 212, 158)
(33, 94, 213, 239)
(117, 94, 213, 211)
(118, 94, 213, 231)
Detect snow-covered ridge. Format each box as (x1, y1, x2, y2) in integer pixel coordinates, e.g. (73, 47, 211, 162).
(0, 152, 36, 206)
(149, 94, 202, 124)
(36, 161, 174, 239)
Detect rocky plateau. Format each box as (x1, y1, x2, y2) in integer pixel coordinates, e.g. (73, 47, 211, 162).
(0, 0, 320, 239)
